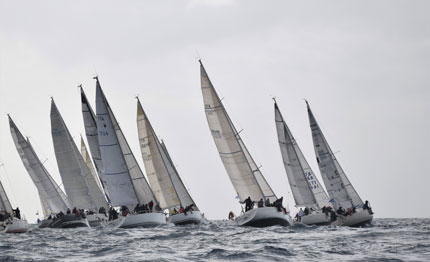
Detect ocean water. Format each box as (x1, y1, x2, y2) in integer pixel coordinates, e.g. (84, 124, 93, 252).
(1, 218, 429, 262)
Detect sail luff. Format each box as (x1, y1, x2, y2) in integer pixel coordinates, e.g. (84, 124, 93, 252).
(199, 61, 276, 202)
(9, 116, 70, 214)
(306, 101, 364, 209)
(275, 101, 330, 208)
(0, 179, 13, 214)
(137, 99, 180, 209)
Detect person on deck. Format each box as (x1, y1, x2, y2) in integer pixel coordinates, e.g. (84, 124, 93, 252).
(257, 198, 264, 208)
(184, 204, 194, 215)
(148, 201, 154, 211)
(134, 204, 141, 214)
(67, 208, 71, 215)
(336, 206, 345, 215)
(242, 196, 254, 212)
(363, 200, 374, 214)
(178, 206, 184, 213)
(273, 197, 284, 212)
(13, 207, 21, 219)
(298, 208, 304, 222)
(304, 207, 309, 216)
(265, 198, 271, 207)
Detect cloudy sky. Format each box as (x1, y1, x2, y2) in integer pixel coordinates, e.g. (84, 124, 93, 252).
(0, 1, 429, 222)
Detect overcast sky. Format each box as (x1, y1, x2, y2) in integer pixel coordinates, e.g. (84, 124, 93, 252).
(0, 1, 429, 223)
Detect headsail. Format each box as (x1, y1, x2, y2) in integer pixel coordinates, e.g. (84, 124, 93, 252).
(137, 99, 197, 210)
(80, 137, 104, 197)
(200, 60, 277, 203)
(51, 99, 108, 211)
(9, 116, 70, 214)
(0, 179, 13, 214)
(274, 101, 330, 208)
(306, 101, 363, 210)
(95, 77, 157, 206)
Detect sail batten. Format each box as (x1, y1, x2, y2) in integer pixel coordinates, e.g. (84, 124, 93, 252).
(200, 61, 277, 203)
(275, 102, 330, 208)
(306, 102, 363, 210)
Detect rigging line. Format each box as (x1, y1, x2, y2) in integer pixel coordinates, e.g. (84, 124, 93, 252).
(0, 162, 19, 208)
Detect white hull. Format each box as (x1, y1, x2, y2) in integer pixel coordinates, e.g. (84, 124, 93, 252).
(168, 212, 202, 225)
(235, 207, 292, 227)
(332, 209, 373, 227)
(121, 212, 166, 228)
(87, 213, 108, 227)
(299, 212, 331, 226)
(1, 219, 29, 233)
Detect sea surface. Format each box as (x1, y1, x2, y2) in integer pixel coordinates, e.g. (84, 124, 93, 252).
(1, 218, 429, 262)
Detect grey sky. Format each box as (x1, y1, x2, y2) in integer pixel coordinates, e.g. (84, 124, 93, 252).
(0, 0, 429, 222)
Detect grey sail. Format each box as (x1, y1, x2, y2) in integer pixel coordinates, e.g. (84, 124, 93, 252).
(274, 101, 330, 208)
(80, 137, 104, 198)
(0, 179, 13, 214)
(50, 99, 108, 211)
(306, 101, 364, 210)
(95, 77, 157, 206)
(9, 116, 70, 214)
(81, 87, 109, 194)
(137, 99, 197, 210)
(200, 61, 277, 203)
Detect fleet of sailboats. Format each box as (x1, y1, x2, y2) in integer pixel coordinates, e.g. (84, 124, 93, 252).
(2, 60, 373, 231)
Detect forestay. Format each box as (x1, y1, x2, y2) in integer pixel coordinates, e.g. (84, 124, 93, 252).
(200, 61, 277, 203)
(51, 100, 108, 211)
(0, 179, 13, 214)
(274, 101, 330, 208)
(9, 116, 70, 214)
(306, 101, 363, 210)
(95, 78, 157, 207)
(137, 100, 197, 210)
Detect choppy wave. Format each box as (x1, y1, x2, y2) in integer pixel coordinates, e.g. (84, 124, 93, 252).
(1, 218, 429, 262)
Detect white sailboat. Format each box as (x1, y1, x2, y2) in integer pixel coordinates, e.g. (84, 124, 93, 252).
(200, 61, 292, 227)
(94, 77, 166, 227)
(0, 177, 28, 233)
(50, 99, 109, 227)
(274, 100, 332, 225)
(306, 101, 373, 227)
(136, 99, 202, 225)
(9, 116, 89, 228)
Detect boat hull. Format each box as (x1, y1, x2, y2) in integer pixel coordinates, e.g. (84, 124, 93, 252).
(299, 212, 331, 226)
(121, 212, 166, 228)
(3, 219, 29, 233)
(332, 209, 373, 227)
(235, 207, 292, 227)
(168, 212, 202, 225)
(40, 215, 90, 228)
(87, 213, 108, 227)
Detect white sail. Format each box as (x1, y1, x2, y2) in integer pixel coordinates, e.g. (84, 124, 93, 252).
(95, 77, 157, 206)
(274, 101, 330, 208)
(306, 101, 364, 210)
(80, 137, 104, 196)
(9, 116, 70, 214)
(50, 99, 108, 211)
(137, 100, 197, 210)
(200, 61, 277, 203)
(0, 179, 13, 214)
(81, 87, 109, 193)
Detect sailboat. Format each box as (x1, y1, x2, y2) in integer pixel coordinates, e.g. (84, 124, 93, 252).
(50, 99, 109, 227)
(9, 116, 89, 228)
(274, 100, 332, 225)
(0, 177, 29, 233)
(94, 77, 166, 227)
(306, 101, 373, 227)
(200, 60, 292, 227)
(136, 99, 202, 225)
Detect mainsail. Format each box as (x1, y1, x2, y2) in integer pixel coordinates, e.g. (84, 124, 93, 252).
(274, 101, 330, 208)
(306, 101, 363, 210)
(9, 116, 70, 214)
(50, 99, 108, 211)
(0, 179, 13, 214)
(81, 87, 108, 193)
(95, 77, 157, 207)
(137, 99, 198, 210)
(200, 61, 277, 203)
